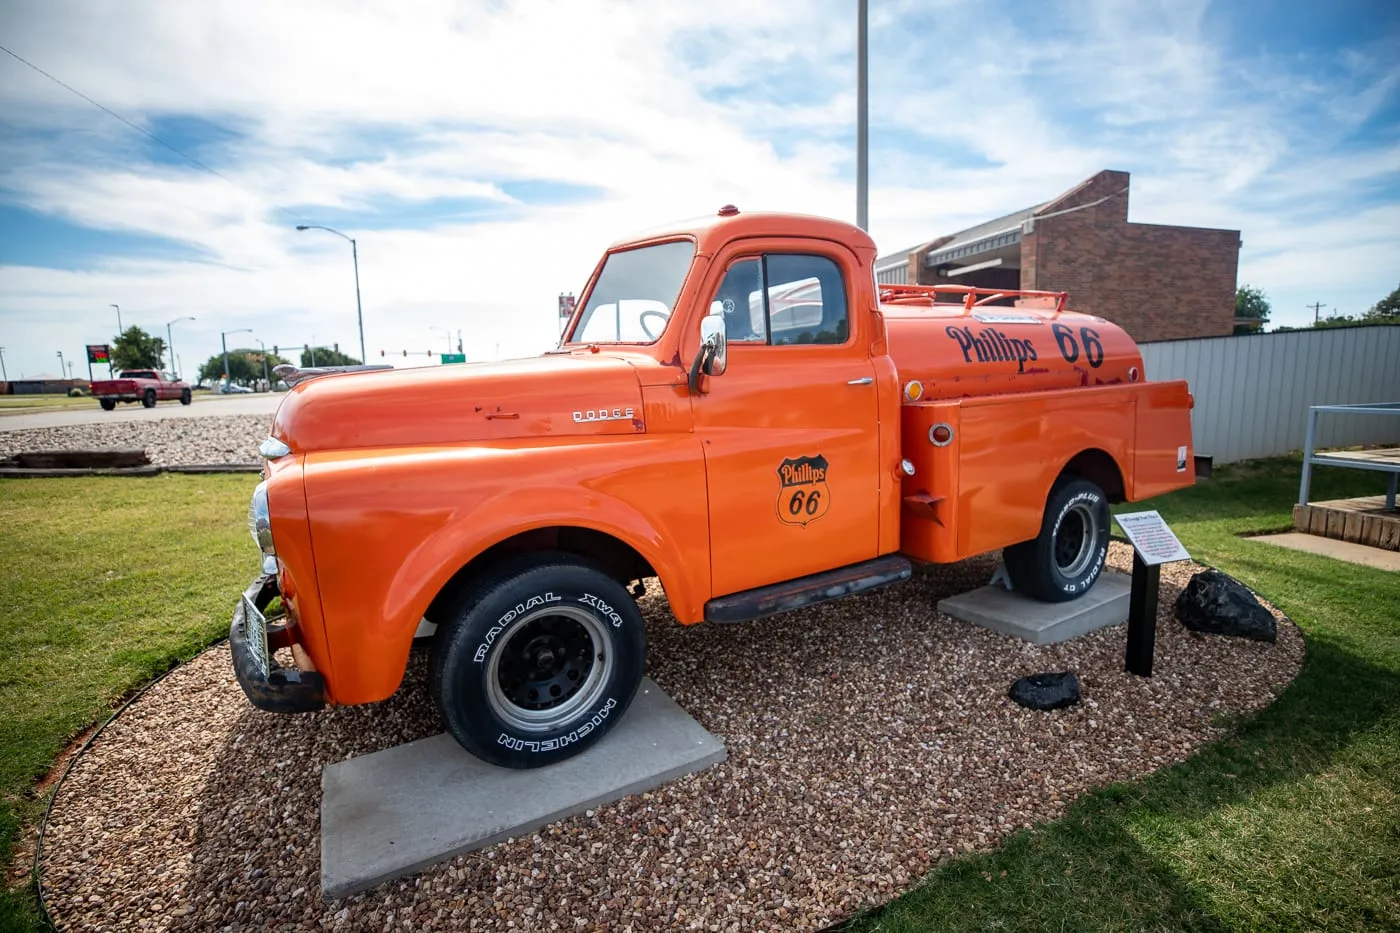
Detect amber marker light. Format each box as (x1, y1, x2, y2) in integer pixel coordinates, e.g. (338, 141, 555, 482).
(903, 380, 923, 402)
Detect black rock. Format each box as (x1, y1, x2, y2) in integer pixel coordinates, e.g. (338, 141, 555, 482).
(1008, 671, 1081, 711)
(1174, 569, 1277, 642)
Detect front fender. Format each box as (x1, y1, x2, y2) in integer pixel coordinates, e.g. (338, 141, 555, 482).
(303, 437, 709, 704)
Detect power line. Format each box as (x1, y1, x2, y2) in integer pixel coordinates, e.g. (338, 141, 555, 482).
(0, 43, 305, 224)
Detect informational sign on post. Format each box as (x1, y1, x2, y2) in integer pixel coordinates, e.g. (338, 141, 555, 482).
(1114, 510, 1191, 679)
(1115, 511, 1190, 566)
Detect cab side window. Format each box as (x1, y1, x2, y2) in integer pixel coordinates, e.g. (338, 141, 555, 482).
(765, 253, 848, 346)
(709, 253, 849, 346)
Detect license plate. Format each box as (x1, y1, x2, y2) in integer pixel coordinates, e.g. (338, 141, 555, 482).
(241, 594, 271, 678)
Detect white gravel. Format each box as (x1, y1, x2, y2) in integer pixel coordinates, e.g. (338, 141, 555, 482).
(0, 416, 269, 466)
(38, 543, 1304, 931)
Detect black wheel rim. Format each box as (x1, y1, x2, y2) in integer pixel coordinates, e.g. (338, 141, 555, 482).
(1055, 501, 1098, 577)
(484, 605, 612, 733)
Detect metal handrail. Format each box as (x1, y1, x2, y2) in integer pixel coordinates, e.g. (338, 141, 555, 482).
(876, 283, 1069, 315)
(1297, 401, 1400, 508)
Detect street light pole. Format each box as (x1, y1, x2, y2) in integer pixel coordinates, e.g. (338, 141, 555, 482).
(0, 346, 7, 382)
(295, 224, 366, 364)
(221, 327, 252, 392)
(56, 349, 66, 383)
(856, 0, 868, 231)
(166, 316, 195, 377)
(110, 303, 123, 334)
(256, 338, 271, 390)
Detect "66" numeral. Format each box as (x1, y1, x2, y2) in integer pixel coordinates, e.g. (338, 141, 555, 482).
(788, 489, 822, 516)
(1051, 323, 1104, 368)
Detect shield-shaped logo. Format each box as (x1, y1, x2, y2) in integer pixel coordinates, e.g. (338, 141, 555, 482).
(776, 455, 831, 527)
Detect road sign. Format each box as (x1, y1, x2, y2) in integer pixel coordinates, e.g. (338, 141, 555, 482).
(440, 353, 466, 364)
(86, 344, 110, 364)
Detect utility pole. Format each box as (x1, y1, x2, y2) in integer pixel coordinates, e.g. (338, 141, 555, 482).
(1307, 301, 1327, 325)
(0, 346, 7, 382)
(856, 0, 868, 231)
(56, 349, 66, 382)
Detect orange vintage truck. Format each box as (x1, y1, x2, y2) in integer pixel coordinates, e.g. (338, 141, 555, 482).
(234, 206, 1197, 768)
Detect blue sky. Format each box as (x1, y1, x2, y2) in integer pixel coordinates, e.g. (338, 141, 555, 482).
(0, 0, 1397, 379)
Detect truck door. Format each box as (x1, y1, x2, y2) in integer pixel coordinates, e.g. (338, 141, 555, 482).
(692, 239, 882, 597)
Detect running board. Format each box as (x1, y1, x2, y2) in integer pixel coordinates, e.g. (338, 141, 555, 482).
(703, 555, 912, 624)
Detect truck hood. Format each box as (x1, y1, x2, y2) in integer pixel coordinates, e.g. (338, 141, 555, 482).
(271, 354, 645, 454)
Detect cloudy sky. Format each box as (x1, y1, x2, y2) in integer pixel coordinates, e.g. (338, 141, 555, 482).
(1, 0, 1396, 380)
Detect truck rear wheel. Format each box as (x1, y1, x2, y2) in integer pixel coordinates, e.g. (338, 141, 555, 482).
(430, 553, 646, 769)
(1003, 477, 1110, 603)
(142, 389, 157, 408)
(99, 399, 116, 411)
(180, 389, 192, 405)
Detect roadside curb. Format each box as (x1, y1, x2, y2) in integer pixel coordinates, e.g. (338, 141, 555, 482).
(0, 463, 261, 478)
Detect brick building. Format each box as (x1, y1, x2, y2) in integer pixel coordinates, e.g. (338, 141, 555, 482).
(874, 170, 1242, 342)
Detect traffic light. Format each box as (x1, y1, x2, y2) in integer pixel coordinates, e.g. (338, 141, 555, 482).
(334, 342, 339, 353)
(273, 345, 279, 356)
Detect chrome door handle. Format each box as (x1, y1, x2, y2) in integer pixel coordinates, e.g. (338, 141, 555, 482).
(847, 376, 873, 385)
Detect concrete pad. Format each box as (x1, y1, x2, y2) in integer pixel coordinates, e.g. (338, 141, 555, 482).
(1252, 532, 1400, 572)
(937, 570, 1132, 644)
(320, 678, 725, 899)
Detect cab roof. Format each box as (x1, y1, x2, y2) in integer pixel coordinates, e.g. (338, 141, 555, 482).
(605, 206, 878, 256)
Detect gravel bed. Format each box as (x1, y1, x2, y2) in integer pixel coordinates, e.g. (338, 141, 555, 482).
(0, 416, 270, 466)
(39, 543, 1304, 931)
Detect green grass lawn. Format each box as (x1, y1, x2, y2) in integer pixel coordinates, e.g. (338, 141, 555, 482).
(0, 474, 257, 931)
(843, 458, 1400, 933)
(0, 460, 1396, 931)
(0, 396, 96, 414)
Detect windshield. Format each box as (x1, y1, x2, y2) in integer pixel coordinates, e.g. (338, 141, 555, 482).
(567, 239, 695, 344)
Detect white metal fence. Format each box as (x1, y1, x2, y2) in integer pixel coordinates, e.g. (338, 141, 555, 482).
(1140, 325, 1400, 464)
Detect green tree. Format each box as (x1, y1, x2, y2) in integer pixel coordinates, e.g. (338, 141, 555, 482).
(1314, 313, 1360, 329)
(110, 326, 167, 370)
(197, 348, 291, 387)
(1362, 283, 1400, 323)
(1233, 285, 1270, 334)
(300, 345, 362, 367)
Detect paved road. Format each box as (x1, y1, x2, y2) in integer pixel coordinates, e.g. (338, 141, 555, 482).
(0, 393, 284, 432)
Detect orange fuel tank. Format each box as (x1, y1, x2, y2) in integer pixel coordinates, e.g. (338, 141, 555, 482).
(877, 285, 1147, 399)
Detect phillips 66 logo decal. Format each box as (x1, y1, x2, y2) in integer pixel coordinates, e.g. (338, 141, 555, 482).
(777, 455, 831, 526)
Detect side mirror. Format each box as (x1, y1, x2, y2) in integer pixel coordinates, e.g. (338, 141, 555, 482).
(700, 312, 727, 376)
(688, 310, 728, 394)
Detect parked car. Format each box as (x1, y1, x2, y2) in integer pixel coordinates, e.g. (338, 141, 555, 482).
(230, 206, 1198, 769)
(89, 369, 191, 410)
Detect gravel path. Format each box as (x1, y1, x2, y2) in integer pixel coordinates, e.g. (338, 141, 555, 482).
(38, 544, 1304, 932)
(0, 416, 270, 466)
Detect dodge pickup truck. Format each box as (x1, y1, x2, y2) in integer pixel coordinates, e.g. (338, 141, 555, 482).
(90, 369, 191, 410)
(232, 206, 1197, 768)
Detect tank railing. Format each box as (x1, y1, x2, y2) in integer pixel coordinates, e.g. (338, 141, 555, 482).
(1297, 401, 1400, 508)
(876, 283, 1069, 314)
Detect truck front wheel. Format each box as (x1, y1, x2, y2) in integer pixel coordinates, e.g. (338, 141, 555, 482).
(99, 398, 116, 411)
(142, 389, 157, 408)
(1003, 477, 1110, 603)
(180, 389, 192, 405)
(430, 554, 647, 769)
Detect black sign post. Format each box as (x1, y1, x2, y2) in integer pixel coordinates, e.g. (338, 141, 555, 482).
(1115, 510, 1190, 678)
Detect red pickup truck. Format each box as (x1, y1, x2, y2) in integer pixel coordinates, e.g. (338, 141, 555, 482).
(90, 370, 192, 410)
